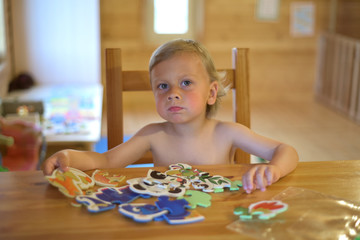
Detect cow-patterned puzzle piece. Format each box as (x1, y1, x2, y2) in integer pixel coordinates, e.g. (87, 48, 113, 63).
(192, 175, 232, 193)
(147, 170, 191, 189)
(92, 170, 126, 187)
(177, 190, 212, 209)
(166, 164, 210, 182)
(46, 167, 95, 198)
(76, 185, 150, 213)
(127, 177, 186, 197)
(168, 163, 193, 171)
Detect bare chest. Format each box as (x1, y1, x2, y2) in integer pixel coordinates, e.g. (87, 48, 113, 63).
(150, 134, 233, 166)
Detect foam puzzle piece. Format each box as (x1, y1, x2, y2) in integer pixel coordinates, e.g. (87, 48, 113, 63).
(155, 196, 190, 218)
(164, 164, 242, 193)
(166, 163, 210, 182)
(192, 175, 232, 193)
(178, 190, 212, 209)
(229, 180, 243, 191)
(155, 196, 204, 224)
(92, 170, 126, 187)
(76, 185, 151, 213)
(118, 201, 205, 225)
(147, 170, 191, 188)
(249, 200, 288, 220)
(234, 200, 288, 220)
(127, 177, 187, 197)
(46, 167, 95, 198)
(118, 203, 168, 223)
(164, 209, 205, 225)
(76, 194, 116, 213)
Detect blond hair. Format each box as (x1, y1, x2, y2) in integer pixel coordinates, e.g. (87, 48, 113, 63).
(149, 39, 227, 118)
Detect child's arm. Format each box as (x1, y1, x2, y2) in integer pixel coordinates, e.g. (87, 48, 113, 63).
(42, 125, 153, 175)
(42, 149, 108, 175)
(224, 122, 299, 193)
(241, 143, 298, 193)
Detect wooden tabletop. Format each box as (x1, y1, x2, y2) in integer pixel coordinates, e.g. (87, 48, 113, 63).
(1, 160, 360, 240)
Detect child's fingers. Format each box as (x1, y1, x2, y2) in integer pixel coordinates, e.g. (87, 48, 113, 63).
(58, 160, 70, 172)
(242, 167, 257, 193)
(264, 167, 274, 186)
(255, 167, 267, 191)
(42, 153, 69, 175)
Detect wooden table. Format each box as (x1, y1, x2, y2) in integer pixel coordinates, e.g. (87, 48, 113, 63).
(1, 160, 360, 239)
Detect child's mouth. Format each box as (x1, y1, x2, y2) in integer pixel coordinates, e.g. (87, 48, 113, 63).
(168, 106, 183, 112)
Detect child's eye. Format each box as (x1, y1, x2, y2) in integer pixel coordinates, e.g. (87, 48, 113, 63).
(158, 83, 168, 90)
(181, 80, 192, 87)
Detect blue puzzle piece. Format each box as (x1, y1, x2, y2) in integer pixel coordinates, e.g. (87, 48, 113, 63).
(155, 196, 190, 220)
(76, 185, 151, 213)
(118, 203, 168, 223)
(96, 186, 150, 204)
(76, 195, 116, 213)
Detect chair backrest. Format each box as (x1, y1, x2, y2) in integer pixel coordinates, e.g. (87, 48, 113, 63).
(105, 48, 250, 165)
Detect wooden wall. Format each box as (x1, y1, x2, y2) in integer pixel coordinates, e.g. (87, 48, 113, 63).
(100, 0, 331, 97)
(336, 0, 360, 39)
(0, 0, 12, 98)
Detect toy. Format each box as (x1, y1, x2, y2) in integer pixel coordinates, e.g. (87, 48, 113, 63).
(127, 177, 187, 197)
(76, 185, 151, 213)
(92, 169, 126, 187)
(118, 196, 205, 224)
(118, 203, 168, 223)
(164, 164, 242, 193)
(155, 196, 204, 224)
(46, 167, 95, 198)
(178, 190, 212, 209)
(234, 200, 288, 220)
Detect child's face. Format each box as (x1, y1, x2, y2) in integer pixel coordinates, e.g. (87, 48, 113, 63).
(150, 52, 218, 124)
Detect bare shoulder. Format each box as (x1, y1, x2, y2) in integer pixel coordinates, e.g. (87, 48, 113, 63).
(133, 122, 168, 137)
(214, 120, 251, 134)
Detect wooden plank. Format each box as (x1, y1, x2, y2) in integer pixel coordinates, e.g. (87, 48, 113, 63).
(232, 48, 250, 164)
(349, 43, 360, 120)
(105, 48, 124, 150)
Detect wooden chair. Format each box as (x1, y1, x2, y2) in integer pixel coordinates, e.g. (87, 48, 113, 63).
(105, 48, 250, 165)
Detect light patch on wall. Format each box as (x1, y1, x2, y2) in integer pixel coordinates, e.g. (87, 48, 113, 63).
(290, 2, 315, 37)
(256, 0, 280, 21)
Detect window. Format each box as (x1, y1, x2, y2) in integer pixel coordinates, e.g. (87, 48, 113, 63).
(145, 0, 203, 43)
(154, 0, 189, 34)
(0, 0, 7, 62)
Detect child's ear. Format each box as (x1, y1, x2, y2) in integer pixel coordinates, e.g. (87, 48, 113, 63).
(207, 82, 218, 105)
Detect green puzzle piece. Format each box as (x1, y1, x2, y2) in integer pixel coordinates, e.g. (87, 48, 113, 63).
(229, 180, 243, 191)
(178, 190, 212, 209)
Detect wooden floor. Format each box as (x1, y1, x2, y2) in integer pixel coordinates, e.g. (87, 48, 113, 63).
(102, 89, 360, 163)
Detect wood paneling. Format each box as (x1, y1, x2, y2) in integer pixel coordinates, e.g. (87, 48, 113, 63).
(336, 0, 360, 39)
(100, 0, 331, 94)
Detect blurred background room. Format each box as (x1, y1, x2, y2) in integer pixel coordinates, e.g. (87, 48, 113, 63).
(0, 0, 359, 171)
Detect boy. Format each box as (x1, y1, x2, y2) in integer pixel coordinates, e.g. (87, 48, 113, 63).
(42, 39, 298, 193)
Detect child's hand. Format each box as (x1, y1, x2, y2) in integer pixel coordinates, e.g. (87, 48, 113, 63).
(42, 150, 70, 176)
(242, 164, 281, 194)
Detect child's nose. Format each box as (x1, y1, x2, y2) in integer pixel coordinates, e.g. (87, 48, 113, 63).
(167, 88, 181, 101)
